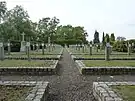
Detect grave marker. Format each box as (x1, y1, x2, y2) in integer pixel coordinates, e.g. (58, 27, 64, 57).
(7, 42, 10, 55)
(42, 43, 44, 55)
(0, 42, 4, 61)
(26, 42, 31, 61)
(89, 44, 92, 55)
(128, 44, 131, 55)
(20, 32, 26, 52)
(82, 44, 84, 53)
(96, 44, 98, 52)
(105, 43, 110, 61)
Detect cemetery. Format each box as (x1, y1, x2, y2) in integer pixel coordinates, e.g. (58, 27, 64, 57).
(0, 1, 135, 101)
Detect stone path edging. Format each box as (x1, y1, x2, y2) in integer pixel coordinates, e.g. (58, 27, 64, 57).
(75, 60, 135, 75)
(93, 81, 135, 101)
(0, 60, 59, 75)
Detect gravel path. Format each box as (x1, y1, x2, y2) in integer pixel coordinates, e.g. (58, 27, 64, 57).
(1, 49, 135, 101)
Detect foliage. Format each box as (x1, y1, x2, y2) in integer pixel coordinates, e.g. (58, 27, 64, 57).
(0, 1, 88, 48)
(102, 32, 105, 46)
(113, 41, 127, 52)
(105, 33, 110, 43)
(55, 25, 88, 45)
(110, 33, 115, 42)
(93, 30, 100, 44)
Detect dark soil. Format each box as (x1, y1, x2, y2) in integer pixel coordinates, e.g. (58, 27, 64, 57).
(0, 85, 32, 101)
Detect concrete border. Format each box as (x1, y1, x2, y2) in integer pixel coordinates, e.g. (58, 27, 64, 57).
(0, 60, 59, 75)
(0, 48, 64, 75)
(0, 80, 49, 101)
(75, 60, 135, 75)
(93, 82, 135, 101)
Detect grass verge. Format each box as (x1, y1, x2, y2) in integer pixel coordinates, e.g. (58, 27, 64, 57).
(0, 60, 55, 67)
(112, 85, 135, 101)
(82, 60, 135, 67)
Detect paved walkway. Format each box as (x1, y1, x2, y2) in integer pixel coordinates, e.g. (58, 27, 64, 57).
(1, 49, 135, 101)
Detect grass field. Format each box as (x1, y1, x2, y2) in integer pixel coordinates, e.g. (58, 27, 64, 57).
(6, 54, 58, 58)
(82, 60, 135, 67)
(75, 54, 135, 58)
(0, 60, 55, 67)
(112, 85, 135, 101)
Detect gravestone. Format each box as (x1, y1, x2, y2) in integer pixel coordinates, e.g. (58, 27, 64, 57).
(7, 43, 11, 55)
(82, 44, 84, 53)
(100, 44, 102, 51)
(128, 44, 131, 55)
(0, 42, 4, 61)
(20, 32, 26, 52)
(89, 44, 92, 55)
(36, 43, 39, 52)
(48, 37, 51, 52)
(76, 44, 77, 50)
(96, 44, 98, 52)
(51, 44, 53, 51)
(105, 43, 110, 61)
(26, 42, 31, 61)
(42, 43, 44, 55)
(32, 44, 35, 50)
(132, 43, 134, 51)
(48, 43, 51, 52)
(78, 44, 80, 51)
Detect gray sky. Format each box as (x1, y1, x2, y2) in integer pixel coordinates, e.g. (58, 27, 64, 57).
(5, 0, 135, 41)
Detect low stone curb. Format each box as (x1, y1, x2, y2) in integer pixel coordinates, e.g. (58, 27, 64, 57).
(75, 60, 135, 75)
(0, 60, 59, 75)
(71, 53, 133, 55)
(74, 57, 135, 60)
(0, 80, 49, 101)
(93, 82, 135, 101)
(5, 57, 60, 60)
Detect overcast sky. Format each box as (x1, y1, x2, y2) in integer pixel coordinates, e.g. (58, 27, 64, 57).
(5, 0, 135, 41)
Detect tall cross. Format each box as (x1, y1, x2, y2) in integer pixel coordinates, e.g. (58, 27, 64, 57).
(21, 32, 25, 41)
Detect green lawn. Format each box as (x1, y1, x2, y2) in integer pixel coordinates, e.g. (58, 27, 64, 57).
(75, 54, 135, 58)
(6, 54, 58, 58)
(0, 60, 55, 67)
(82, 60, 135, 67)
(0, 85, 32, 101)
(112, 85, 135, 101)
(9, 48, 62, 55)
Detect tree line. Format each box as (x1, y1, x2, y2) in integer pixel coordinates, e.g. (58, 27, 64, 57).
(0, 1, 88, 46)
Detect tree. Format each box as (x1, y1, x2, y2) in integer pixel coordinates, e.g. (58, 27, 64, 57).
(38, 17, 60, 43)
(55, 25, 88, 45)
(102, 32, 105, 46)
(0, 1, 7, 23)
(93, 30, 100, 44)
(105, 33, 110, 43)
(3, 5, 30, 41)
(110, 33, 115, 42)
